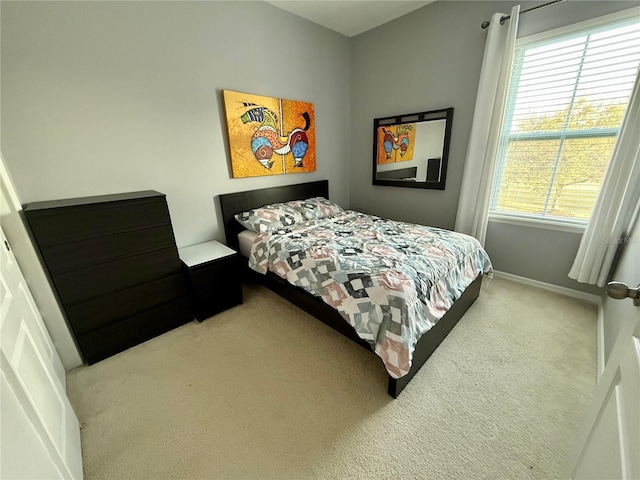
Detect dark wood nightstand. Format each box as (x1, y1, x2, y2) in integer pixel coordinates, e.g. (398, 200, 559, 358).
(179, 241, 243, 321)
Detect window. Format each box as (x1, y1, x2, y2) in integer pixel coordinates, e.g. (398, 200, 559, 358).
(489, 14, 640, 228)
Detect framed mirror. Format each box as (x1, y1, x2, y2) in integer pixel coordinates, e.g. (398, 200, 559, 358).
(372, 107, 453, 189)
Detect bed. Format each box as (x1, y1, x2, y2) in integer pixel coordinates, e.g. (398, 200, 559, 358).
(219, 180, 491, 398)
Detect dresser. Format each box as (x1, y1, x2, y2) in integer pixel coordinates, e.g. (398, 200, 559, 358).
(24, 191, 193, 364)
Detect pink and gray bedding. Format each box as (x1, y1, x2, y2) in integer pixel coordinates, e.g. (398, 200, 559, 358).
(235, 203, 306, 234)
(247, 210, 492, 379)
(285, 197, 345, 220)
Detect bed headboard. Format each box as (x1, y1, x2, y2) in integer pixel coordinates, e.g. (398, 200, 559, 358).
(376, 166, 417, 180)
(218, 180, 329, 253)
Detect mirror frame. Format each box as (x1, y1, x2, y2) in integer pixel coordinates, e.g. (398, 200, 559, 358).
(372, 107, 453, 190)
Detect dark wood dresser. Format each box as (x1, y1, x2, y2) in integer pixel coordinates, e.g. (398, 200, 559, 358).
(24, 191, 193, 364)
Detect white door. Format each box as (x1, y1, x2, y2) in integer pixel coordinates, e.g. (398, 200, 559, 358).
(566, 292, 640, 479)
(0, 228, 83, 479)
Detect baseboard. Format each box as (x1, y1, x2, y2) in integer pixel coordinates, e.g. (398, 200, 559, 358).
(492, 270, 604, 379)
(492, 270, 601, 304)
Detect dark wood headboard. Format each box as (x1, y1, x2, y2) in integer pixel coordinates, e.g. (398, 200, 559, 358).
(218, 180, 329, 253)
(376, 166, 417, 180)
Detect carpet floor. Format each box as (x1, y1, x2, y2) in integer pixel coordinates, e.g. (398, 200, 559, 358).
(67, 277, 597, 479)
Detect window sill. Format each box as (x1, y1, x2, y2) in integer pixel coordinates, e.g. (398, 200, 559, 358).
(488, 213, 587, 234)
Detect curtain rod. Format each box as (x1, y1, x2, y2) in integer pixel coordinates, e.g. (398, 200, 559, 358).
(481, 0, 566, 29)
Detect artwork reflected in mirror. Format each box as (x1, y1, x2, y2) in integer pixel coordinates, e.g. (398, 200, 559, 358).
(372, 108, 453, 189)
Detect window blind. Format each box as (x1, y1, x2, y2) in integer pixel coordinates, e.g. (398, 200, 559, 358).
(489, 17, 640, 224)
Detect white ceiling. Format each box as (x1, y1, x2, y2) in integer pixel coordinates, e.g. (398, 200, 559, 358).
(264, 1, 434, 37)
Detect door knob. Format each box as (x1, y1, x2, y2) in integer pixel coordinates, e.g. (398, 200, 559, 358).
(606, 281, 640, 306)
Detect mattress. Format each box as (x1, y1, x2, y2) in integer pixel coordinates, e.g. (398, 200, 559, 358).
(238, 229, 259, 258)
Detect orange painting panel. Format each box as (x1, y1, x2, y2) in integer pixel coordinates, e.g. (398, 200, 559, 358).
(376, 123, 417, 165)
(223, 90, 316, 178)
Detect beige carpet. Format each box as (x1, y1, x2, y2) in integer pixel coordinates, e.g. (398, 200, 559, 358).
(67, 277, 597, 479)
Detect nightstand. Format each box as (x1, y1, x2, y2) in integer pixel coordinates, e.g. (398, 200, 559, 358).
(178, 240, 243, 321)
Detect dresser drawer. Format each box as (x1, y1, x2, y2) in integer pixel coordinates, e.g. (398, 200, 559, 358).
(40, 224, 177, 274)
(77, 296, 192, 364)
(25, 197, 170, 246)
(66, 273, 188, 335)
(54, 247, 181, 305)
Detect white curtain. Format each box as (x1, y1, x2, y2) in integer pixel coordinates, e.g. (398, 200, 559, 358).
(454, 6, 520, 246)
(569, 72, 640, 287)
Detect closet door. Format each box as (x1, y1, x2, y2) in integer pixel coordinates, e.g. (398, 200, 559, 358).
(0, 227, 83, 479)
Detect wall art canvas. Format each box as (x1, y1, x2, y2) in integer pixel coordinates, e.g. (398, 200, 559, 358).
(376, 123, 417, 164)
(223, 90, 316, 178)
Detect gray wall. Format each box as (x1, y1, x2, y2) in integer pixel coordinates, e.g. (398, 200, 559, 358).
(1, 1, 351, 249)
(350, 0, 635, 294)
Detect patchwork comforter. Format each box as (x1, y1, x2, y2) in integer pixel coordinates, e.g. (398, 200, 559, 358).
(248, 211, 492, 378)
